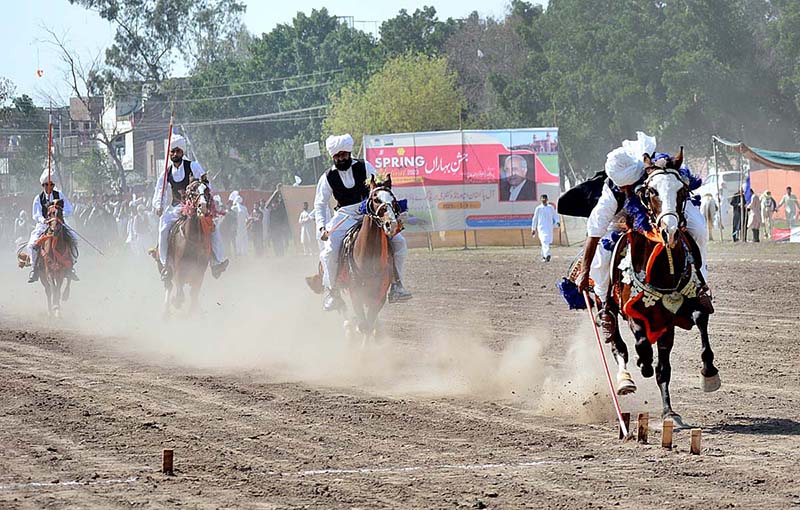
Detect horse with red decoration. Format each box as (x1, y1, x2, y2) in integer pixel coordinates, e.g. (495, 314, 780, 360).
(559, 133, 719, 429)
(33, 199, 76, 318)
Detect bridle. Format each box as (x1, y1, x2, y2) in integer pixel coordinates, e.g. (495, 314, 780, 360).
(365, 185, 401, 236)
(637, 165, 690, 232)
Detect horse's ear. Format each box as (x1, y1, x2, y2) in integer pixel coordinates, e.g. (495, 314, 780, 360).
(370, 175, 377, 189)
(674, 146, 684, 169)
(386, 174, 392, 188)
(643, 153, 652, 167)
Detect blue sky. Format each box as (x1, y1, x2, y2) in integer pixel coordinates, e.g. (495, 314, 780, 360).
(0, 0, 541, 105)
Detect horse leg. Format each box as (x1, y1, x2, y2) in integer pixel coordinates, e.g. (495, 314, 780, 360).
(173, 284, 185, 309)
(163, 282, 172, 319)
(42, 280, 53, 318)
(629, 318, 654, 378)
(655, 328, 687, 428)
(693, 310, 721, 392)
(52, 279, 62, 319)
(62, 278, 71, 302)
(610, 326, 636, 395)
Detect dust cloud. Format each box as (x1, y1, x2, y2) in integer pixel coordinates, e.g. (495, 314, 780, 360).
(0, 250, 653, 423)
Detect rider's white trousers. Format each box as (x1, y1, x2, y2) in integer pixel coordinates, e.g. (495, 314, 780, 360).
(158, 205, 224, 267)
(590, 203, 708, 302)
(320, 210, 408, 289)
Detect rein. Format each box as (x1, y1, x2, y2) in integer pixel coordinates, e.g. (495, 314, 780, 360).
(365, 185, 402, 236)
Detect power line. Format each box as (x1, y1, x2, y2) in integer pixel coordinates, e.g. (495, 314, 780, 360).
(146, 81, 333, 105)
(132, 105, 328, 128)
(161, 68, 345, 93)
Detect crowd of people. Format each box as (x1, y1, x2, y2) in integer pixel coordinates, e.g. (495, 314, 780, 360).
(701, 185, 799, 242)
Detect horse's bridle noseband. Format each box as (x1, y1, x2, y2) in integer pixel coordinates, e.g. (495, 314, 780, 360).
(638, 166, 690, 231)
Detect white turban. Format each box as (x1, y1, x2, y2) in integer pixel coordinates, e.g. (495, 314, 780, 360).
(228, 191, 239, 202)
(213, 194, 222, 205)
(39, 167, 58, 186)
(605, 131, 656, 187)
(169, 134, 187, 152)
(325, 134, 354, 157)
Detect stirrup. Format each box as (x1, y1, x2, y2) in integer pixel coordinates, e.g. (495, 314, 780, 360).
(596, 309, 617, 341)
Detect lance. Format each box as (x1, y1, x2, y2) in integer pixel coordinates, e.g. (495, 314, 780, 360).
(64, 224, 105, 256)
(47, 113, 53, 186)
(158, 106, 175, 212)
(583, 291, 630, 438)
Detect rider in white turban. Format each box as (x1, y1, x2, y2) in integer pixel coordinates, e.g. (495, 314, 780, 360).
(577, 131, 709, 340)
(169, 134, 187, 152)
(27, 166, 78, 283)
(314, 133, 411, 311)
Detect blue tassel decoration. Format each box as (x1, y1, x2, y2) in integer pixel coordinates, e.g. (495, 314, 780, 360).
(557, 278, 586, 310)
(601, 230, 622, 251)
(624, 194, 652, 232)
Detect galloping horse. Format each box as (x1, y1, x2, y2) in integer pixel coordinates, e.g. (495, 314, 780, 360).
(35, 200, 74, 317)
(338, 175, 401, 343)
(151, 180, 214, 316)
(606, 148, 720, 428)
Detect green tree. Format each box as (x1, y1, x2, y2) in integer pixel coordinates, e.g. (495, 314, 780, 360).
(379, 7, 460, 58)
(72, 148, 116, 193)
(69, 0, 246, 85)
(325, 54, 466, 148)
(2, 95, 48, 191)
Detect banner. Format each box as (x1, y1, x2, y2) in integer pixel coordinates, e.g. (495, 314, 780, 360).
(364, 128, 559, 231)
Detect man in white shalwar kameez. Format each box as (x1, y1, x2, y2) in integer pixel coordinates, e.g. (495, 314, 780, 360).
(531, 194, 559, 261)
(315, 133, 411, 311)
(232, 194, 249, 256)
(298, 201, 316, 256)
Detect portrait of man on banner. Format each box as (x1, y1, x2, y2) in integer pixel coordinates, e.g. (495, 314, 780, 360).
(498, 153, 536, 202)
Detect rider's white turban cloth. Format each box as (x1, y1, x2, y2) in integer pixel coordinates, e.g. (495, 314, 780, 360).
(326, 134, 354, 157)
(605, 131, 657, 187)
(228, 191, 239, 202)
(39, 167, 57, 186)
(169, 134, 187, 152)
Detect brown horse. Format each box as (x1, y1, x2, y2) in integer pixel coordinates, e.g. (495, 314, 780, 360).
(340, 175, 401, 343)
(151, 180, 214, 316)
(606, 149, 720, 429)
(35, 201, 74, 318)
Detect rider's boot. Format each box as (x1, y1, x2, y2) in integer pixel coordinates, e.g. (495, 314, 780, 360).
(67, 267, 80, 281)
(211, 259, 229, 279)
(596, 301, 617, 343)
(323, 287, 343, 312)
(388, 281, 412, 303)
(27, 269, 39, 284)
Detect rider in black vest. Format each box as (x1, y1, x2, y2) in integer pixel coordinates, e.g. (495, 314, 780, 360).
(326, 159, 370, 208)
(27, 173, 79, 283)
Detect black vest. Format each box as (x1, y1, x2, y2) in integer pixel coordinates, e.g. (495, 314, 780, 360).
(326, 160, 369, 208)
(167, 160, 193, 206)
(39, 190, 61, 212)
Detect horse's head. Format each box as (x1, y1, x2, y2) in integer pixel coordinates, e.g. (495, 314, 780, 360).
(367, 174, 399, 237)
(185, 180, 210, 217)
(638, 147, 688, 248)
(47, 200, 65, 232)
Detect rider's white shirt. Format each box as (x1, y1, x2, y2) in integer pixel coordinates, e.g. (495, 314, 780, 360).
(314, 161, 377, 232)
(586, 184, 623, 238)
(32, 191, 74, 224)
(152, 159, 205, 211)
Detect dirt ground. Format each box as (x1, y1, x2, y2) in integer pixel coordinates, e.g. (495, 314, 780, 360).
(1, 241, 799, 509)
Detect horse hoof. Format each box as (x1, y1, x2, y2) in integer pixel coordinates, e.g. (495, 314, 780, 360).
(666, 413, 689, 430)
(616, 378, 637, 396)
(702, 373, 721, 393)
(640, 365, 654, 378)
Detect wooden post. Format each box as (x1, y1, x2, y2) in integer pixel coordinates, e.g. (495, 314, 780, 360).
(690, 429, 702, 455)
(637, 412, 649, 444)
(162, 449, 174, 475)
(619, 412, 631, 439)
(662, 418, 673, 450)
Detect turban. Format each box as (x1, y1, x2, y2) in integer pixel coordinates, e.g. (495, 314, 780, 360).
(605, 131, 656, 187)
(228, 191, 239, 202)
(169, 134, 187, 152)
(325, 134, 354, 157)
(39, 167, 58, 186)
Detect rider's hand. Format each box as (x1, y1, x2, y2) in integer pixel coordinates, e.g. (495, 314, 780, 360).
(156, 208, 163, 217)
(577, 270, 590, 293)
(320, 229, 329, 241)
